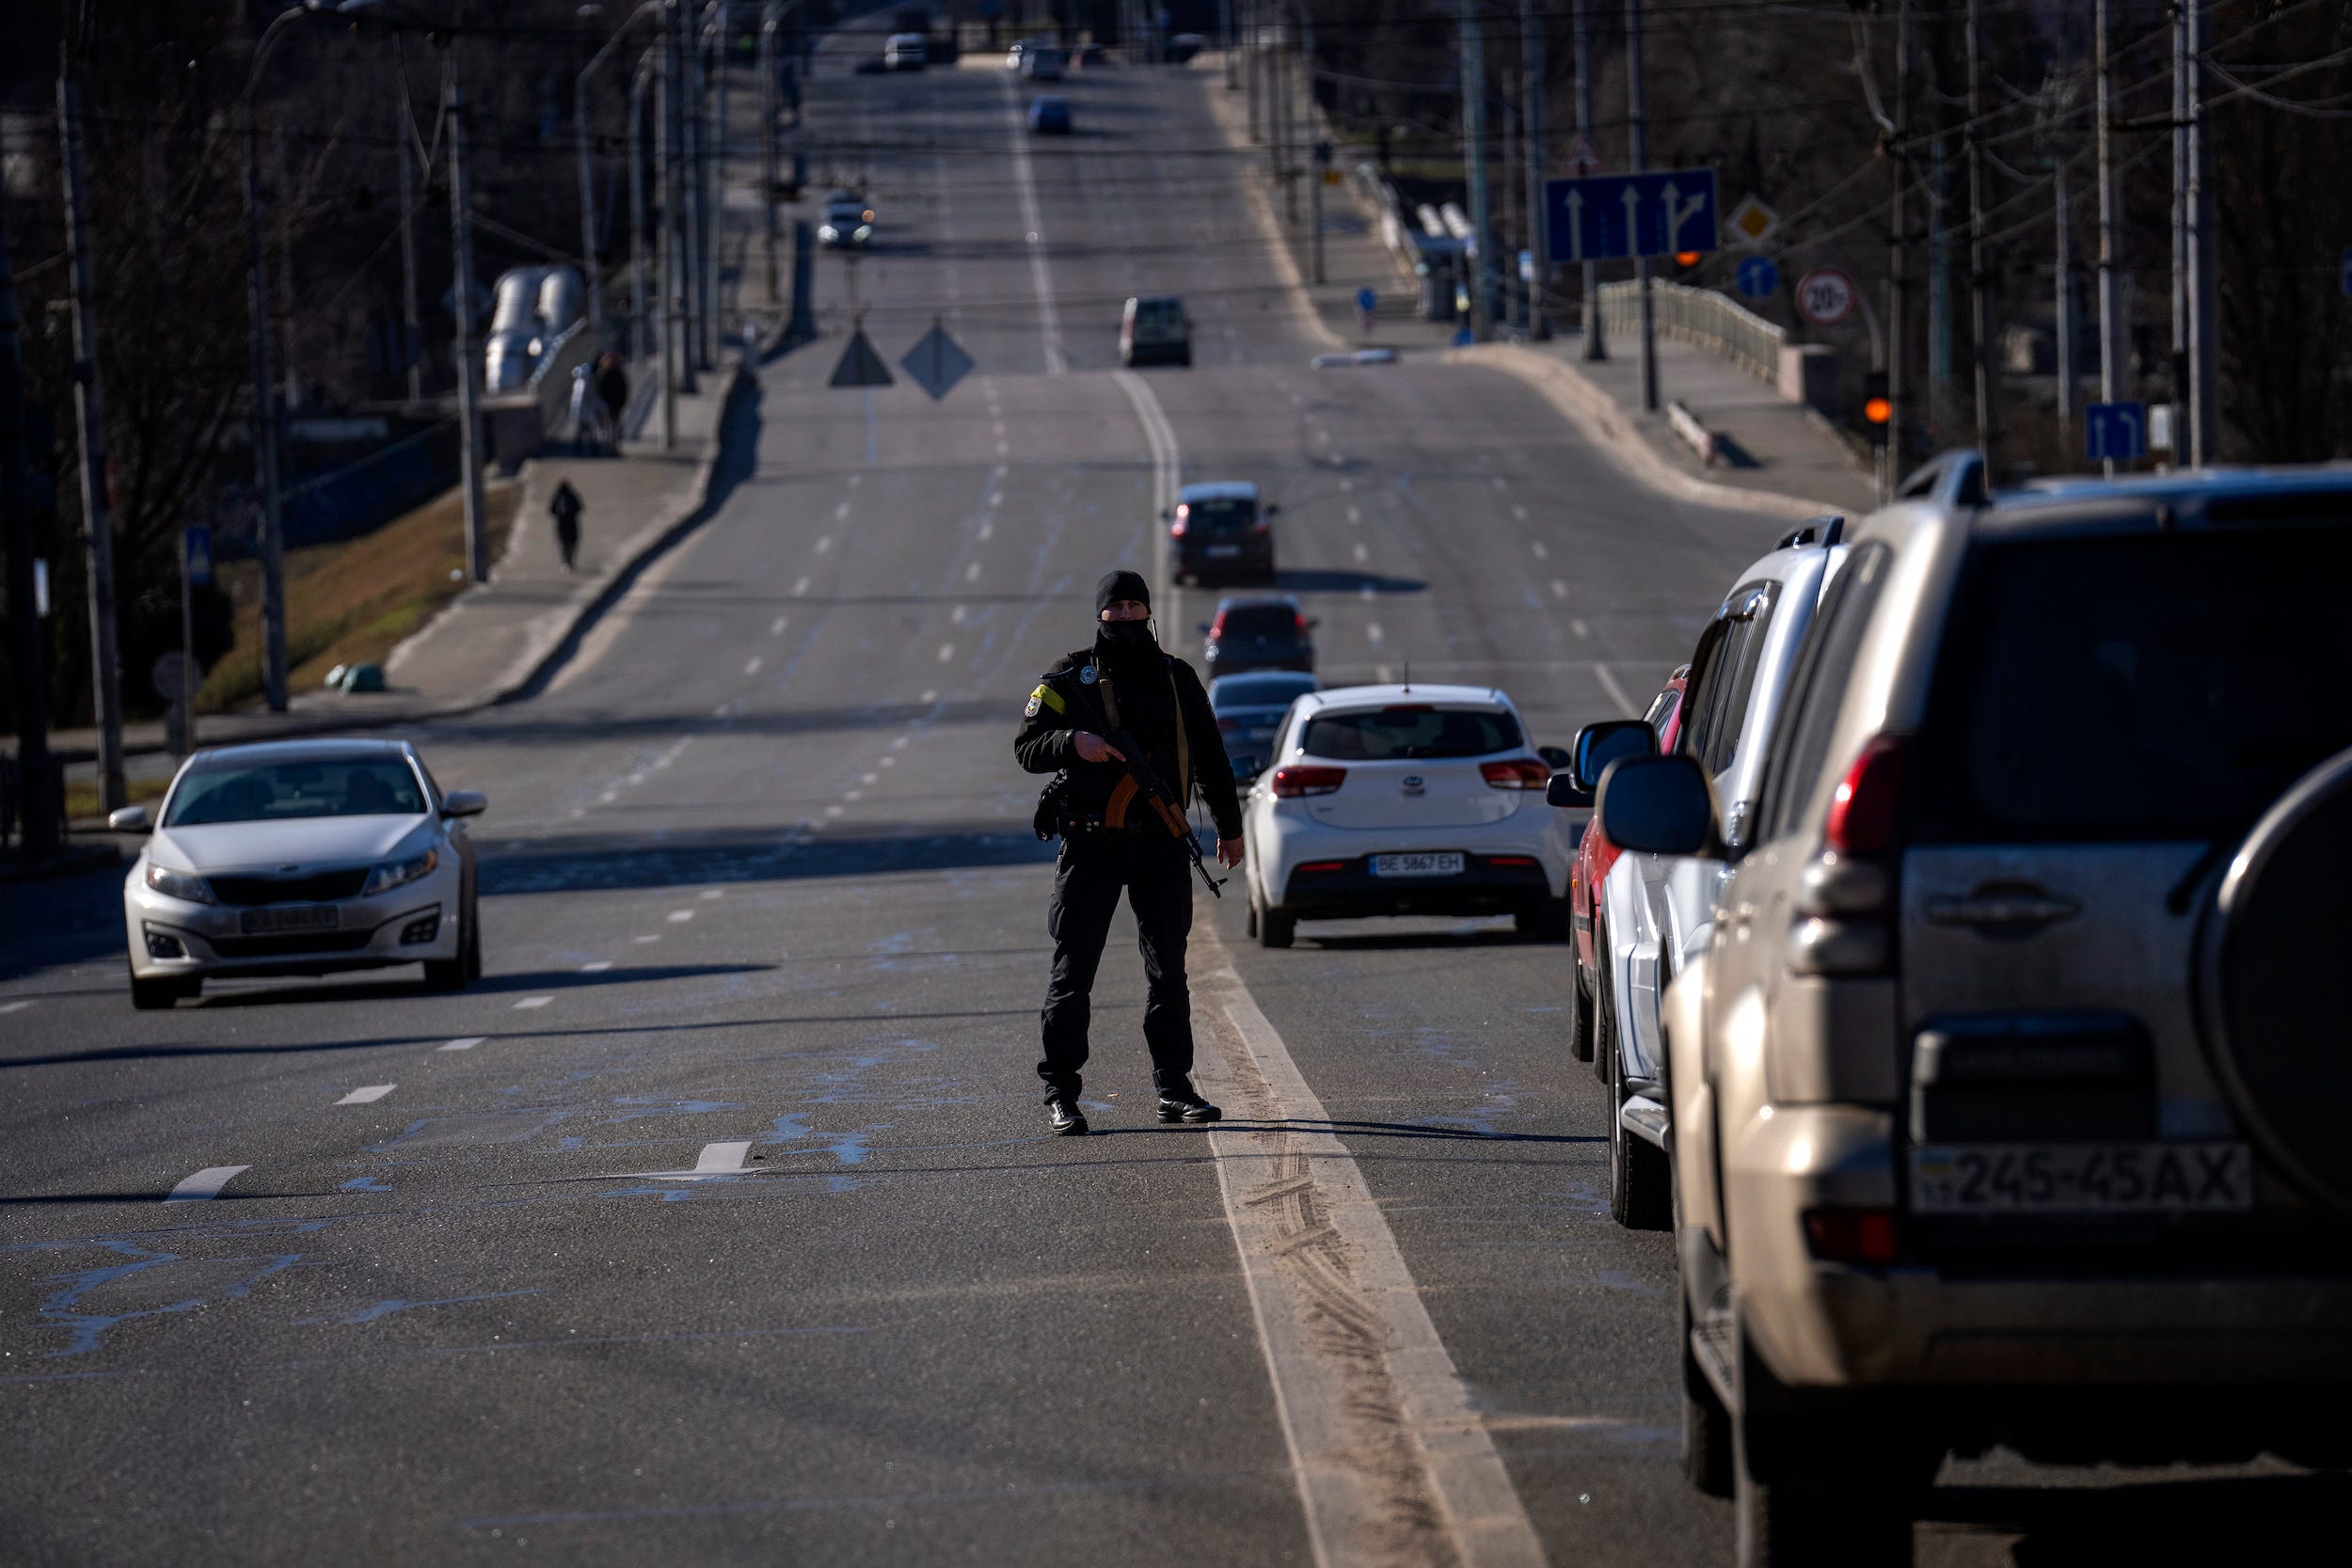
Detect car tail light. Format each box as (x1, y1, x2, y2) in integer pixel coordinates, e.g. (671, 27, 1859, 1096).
(1824, 736, 1906, 855)
(1271, 765, 1345, 798)
(1803, 1207, 1899, 1264)
(1480, 758, 1550, 790)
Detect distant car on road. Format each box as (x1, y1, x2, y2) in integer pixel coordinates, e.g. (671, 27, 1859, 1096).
(112, 738, 485, 1007)
(1202, 594, 1315, 680)
(818, 189, 874, 248)
(882, 32, 928, 69)
(1210, 671, 1320, 777)
(1120, 293, 1192, 367)
(1027, 94, 1072, 134)
(1167, 480, 1279, 585)
(1239, 684, 1573, 947)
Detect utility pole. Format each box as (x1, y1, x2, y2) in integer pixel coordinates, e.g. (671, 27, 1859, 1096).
(57, 74, 125, 811)
(244, 123, 289, 711)
(2095, 0, 2120, 477)
(448, 75, 489, 584)
(1885, 0, 1909, 500)
(2185, 0, 2217, 464)
(1964, 0, 2001, 475)
(1627, 0, 1657, 410)
(1, 163, 58, 852)
(1574, 0, 1600, 358)
(1460, 0, 1493, 341)
(396, 96, 424, 401)
(1521, 0, 1549, 340)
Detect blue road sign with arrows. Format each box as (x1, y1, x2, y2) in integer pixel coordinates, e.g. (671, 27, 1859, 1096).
(2086, 402, 2148, 462)
(1544, 168, 1720, 263)
(1735, 256, 1778, 298)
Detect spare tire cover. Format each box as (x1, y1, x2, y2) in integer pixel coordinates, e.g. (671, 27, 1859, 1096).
(2206, 745, 2352, 1220)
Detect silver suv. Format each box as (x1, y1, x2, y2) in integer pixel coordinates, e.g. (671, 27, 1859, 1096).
(1598, 453, 2352, 1565)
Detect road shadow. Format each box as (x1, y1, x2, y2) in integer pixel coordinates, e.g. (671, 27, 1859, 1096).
(1924, 1470, 2352, 1565)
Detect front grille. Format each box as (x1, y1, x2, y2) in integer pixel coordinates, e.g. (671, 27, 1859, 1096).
(210, 869, 370, 907)
(210, 930, 373, 959)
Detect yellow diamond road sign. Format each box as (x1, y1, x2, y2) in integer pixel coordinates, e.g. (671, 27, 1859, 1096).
(1727, 194, 1779, 247)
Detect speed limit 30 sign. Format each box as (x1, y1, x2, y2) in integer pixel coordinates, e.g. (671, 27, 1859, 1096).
(1795, 267, 1857, 327)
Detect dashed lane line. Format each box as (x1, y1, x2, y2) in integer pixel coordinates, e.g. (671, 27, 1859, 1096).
(336, 1085, 396, 1105)
(437, 1037, 486, 1053)
(165, 1165, 250, 1203)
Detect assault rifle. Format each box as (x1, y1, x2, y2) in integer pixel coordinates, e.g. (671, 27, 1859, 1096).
(1102, 726, 1226, 898)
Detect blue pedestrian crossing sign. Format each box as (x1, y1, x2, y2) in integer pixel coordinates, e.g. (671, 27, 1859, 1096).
(2086, 402, 2148, 462)
(183, 526, 214, 587)
(1544, 168, 1720, 263)
(1735, 256, 1778, 298)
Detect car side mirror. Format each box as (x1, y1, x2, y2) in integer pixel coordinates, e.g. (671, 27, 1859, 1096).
(440, 790, 487, 817)
(1572, 718, 1658, 791)
(1545, 774, 1593, 810)
(1597, 754, 1723, 858)
(108, 804, 151, 833)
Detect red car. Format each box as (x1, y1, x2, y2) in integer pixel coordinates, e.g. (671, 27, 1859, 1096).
(1567, 669, 1684, 1068)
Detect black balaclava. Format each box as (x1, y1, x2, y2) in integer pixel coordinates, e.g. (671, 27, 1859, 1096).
(1092, 569, 1158, 662)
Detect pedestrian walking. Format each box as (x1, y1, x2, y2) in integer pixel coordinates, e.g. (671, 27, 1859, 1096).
(596, 353, 629, 450)
(1013, 569, 1246, 1136)
(549, 480, 583, 572)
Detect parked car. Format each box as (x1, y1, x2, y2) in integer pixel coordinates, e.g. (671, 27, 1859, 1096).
(1597, 455, 2352, 1559)
(1563, 669, 1684, 1058)
(1167, 480, 1277, 584)
(1027, 94, 1072, 134)
(882, 32, 928, 69)
(1582, 516, 1849, 1229)
(818, 189, 874, 248)
(1240, 685, 1574, 947)
(112, 738, 485, 1007)
(1201, 594, 1314, 679)
(1120, 293, 1191, 367)
(1210, 671, 1319, 776)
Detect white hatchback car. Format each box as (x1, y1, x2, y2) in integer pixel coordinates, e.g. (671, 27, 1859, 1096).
(1237, 684, 1575, 947)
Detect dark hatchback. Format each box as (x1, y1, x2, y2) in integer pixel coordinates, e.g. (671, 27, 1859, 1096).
(1210, 671, 1320, 775)
(1203, 597, 1317, 679)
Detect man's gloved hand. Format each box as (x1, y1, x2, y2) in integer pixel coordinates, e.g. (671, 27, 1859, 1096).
(1071, 731, 1125, 765)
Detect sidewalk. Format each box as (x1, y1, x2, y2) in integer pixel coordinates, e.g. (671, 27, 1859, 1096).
(1201, 54, 1876, 520)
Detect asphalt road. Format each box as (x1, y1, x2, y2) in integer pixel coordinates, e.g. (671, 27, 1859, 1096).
(3, 40, 2330, 1568)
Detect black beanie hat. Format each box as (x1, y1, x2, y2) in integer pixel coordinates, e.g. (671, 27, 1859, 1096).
(1095, 568, 1152, 616)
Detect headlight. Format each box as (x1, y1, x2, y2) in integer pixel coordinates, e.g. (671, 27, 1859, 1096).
(362, 847, 438, 895)
(144, 863, 215, 904)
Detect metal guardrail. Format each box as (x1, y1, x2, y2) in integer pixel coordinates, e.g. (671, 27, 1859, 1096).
(1597, 280, 1786, 385)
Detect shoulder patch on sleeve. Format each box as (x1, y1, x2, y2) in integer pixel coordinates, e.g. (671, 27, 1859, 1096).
(1025, 683, 1065, 719)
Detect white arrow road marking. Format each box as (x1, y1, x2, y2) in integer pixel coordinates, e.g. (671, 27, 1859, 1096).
(437, 1036, 486, 1052)
(336, 1085, 395, 1105)
(166, 1165, 249, 1203)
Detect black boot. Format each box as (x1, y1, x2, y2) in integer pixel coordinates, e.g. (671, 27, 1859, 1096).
(1157, 1083, 1222, 1123)
(1046, 1095, 1089, 1136)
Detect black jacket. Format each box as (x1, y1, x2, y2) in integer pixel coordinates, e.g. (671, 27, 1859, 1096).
(1015, 644, 1242, 841)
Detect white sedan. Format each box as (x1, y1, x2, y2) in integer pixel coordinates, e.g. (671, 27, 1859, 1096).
(1236, 683, 1575, 947)
(112, 738, 484, 1007)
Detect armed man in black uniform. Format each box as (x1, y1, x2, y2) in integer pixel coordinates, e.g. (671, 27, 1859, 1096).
(1014, 569, 1247, 1136)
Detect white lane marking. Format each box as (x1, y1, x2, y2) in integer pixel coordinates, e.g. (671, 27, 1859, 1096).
(792, 576, 811, 595)
(815, 535, 834, 555)
(1530, 541, 1549, 560)
(1003, 75, 1066, 375)
(1595, 664, 1640, 717)
(165, 1165, 250, 1204)
(0, 1000, 29, 1015)
(437, 1036, 486, 1053)
(1366, 622, 1385, 645)
(1570, 616, 1590, 637)
(580, 960, 612, 974)
(770, 615, 789, 636)
(936, 642, 956, 663)
(514, 995, 553, 1011)
(1193, 936, 1549, 1568)
(964, 561, 982, 582)
(1353, 543, 1369, 564)
(666, 910, 695, 924)
(742, 656, 763, 677)
(336, 1085, 396, 1105)
(633, 935, 661, 945)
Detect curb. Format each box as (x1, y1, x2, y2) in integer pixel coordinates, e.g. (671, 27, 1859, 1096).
(1449, 343, 1841, 523)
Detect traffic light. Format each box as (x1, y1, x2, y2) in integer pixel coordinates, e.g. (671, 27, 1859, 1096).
(1862, 371, 1891, 444)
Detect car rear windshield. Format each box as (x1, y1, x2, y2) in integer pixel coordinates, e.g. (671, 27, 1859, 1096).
(1186, 497, 1257, 534)
(1215, 673, 1316, 707)
(164, 758, 427, 826)
(1301, 706, 1522, 761)
(1217, 605, 1296, 639)
(1914, 529, 2352, 842)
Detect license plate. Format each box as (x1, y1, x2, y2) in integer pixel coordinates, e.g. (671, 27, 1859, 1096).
(239, 906, 341, 936)
(1908, 1142, 2253, 1215)
(1369, 851, 1465, 879)
(1206, 544, 1242, 558)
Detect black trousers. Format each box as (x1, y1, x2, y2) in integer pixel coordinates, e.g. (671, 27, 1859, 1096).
(1039, 831, 1196, 1101)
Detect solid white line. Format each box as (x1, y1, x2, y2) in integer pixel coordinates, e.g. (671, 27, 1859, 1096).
(580, 960, 612, 974)
(667, 910, 695, 924)
(1193, 936, 1548, 1568)
(337, 1085, 396, 1105)
(1003, 75, 1066, 375)
(165, 1165, 250, 1204)
(437, 1036, 486, 1052)
(514, 995, 553, 1010)
(1595, 663, 1640, 717)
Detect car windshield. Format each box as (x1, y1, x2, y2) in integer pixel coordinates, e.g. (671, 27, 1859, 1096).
(164, 758, 427, 826)
(1915, 528, 2352, 842)
(1301, 706, 1523, 761)
(1218, 605, 1297, 640)
(1185, 497, 1256, 533)
(1215, 673, 1317, 708)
